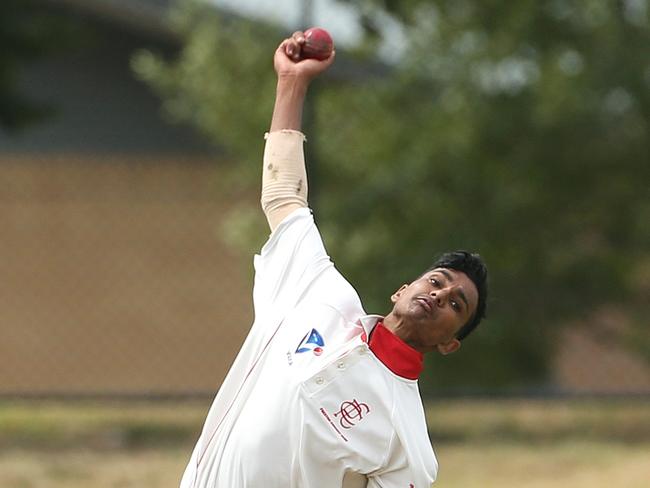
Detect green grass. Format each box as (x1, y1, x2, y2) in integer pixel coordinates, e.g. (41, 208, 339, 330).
(426, 398, 650, 444)
(1, 399, 648, 487)
(0, 401, 205, 450)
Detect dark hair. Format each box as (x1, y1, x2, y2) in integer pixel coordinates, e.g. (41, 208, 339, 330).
(426, 250, 488, 341)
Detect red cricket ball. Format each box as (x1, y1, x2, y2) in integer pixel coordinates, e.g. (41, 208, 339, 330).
(301, 27, 334, 61)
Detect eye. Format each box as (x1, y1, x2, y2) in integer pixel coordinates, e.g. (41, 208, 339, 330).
(450, 300, 460, 312)
(430, 278, 440, 287)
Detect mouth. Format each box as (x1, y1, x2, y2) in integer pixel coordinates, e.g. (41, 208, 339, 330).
(414, 296, 434, 314)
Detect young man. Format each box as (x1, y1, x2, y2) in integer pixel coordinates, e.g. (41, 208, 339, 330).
(180, 32, 487, 488)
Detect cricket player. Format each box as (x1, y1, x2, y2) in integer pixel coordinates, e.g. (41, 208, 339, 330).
(180, 31, 488, 488)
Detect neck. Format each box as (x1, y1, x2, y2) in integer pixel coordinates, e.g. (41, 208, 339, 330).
(382, 312, 427, 353)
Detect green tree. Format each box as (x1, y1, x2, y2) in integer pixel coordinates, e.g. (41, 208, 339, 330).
(134, 0, 650, 391)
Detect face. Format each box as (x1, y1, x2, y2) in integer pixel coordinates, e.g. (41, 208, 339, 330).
(388, 268, 479, 354)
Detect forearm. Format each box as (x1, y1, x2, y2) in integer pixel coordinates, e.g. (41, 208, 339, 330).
(261, 78, 310, 231)
(270, 77, 308, 131)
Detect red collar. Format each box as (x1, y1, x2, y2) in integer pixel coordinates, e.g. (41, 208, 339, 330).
(368, 322, 423, 380)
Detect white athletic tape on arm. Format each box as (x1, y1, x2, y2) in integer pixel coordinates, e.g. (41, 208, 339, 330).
(261, 130, 309, 223)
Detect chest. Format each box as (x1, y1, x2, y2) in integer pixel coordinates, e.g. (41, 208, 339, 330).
(265, 301, 366, 380)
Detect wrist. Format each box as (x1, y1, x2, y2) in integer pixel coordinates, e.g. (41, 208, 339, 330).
(276, 75, 309, 96)
(270, 76, 309, 132)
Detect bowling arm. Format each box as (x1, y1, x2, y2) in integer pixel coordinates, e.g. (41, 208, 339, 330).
(261, 77, 310, 232)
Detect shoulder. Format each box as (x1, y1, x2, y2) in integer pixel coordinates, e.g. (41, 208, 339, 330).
(302, 345, 437, 480)
(301, 345, 396, 468)
(378, 384, 438, 484)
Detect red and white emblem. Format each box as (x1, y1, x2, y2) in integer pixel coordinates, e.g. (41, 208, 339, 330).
(333, 399, 370, 429)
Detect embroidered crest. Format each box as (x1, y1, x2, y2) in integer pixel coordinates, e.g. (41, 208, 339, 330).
(334, 399, 370, 429)
(295, 328, 325, 356)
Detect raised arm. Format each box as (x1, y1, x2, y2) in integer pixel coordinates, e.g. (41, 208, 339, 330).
(261, 32, 335, 231)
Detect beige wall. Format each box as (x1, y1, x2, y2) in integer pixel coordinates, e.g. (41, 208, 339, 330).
(0, 155, 254, 394)
(552, 309, 650, 394)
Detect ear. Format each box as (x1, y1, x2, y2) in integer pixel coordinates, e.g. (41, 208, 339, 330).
(390, 284, 409, 303)
(436, 338, 461, 356)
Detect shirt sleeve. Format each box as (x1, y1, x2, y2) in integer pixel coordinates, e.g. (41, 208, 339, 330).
(365, 432, 437, 488)
(252, 207, 333, 316)
(366, 468, 435, 488)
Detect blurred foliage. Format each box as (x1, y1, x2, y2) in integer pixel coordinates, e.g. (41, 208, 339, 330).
(134, 0, 649, 390)
(0, 0, 87, 131)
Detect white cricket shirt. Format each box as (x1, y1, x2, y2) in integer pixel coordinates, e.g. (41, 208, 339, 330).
(180, 208, 437, 488)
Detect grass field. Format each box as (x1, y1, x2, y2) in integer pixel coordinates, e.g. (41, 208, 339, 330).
(1, 399, 648, 487)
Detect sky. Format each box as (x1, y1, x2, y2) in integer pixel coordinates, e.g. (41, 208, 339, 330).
(209, 0, 363, 46)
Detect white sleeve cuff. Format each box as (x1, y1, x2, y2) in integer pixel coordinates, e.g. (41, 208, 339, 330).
(264, 129, 307, 142)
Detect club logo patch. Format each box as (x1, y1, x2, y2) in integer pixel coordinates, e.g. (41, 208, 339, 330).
(334, 399, 370, 429)
(296, 328, 325, 356)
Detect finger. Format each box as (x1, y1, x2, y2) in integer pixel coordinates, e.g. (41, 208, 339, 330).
(277, 39, 290, 55)
(289, 39, 302, 60)
(281, 39, 301, 60)
(322, 49, 336, 68)
(291, 31, 305, 44)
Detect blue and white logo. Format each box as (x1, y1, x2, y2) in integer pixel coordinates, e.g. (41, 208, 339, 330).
(296, 329, 325, 356)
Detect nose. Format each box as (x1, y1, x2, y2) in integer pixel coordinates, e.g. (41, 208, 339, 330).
(430, 287, 451, 307)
